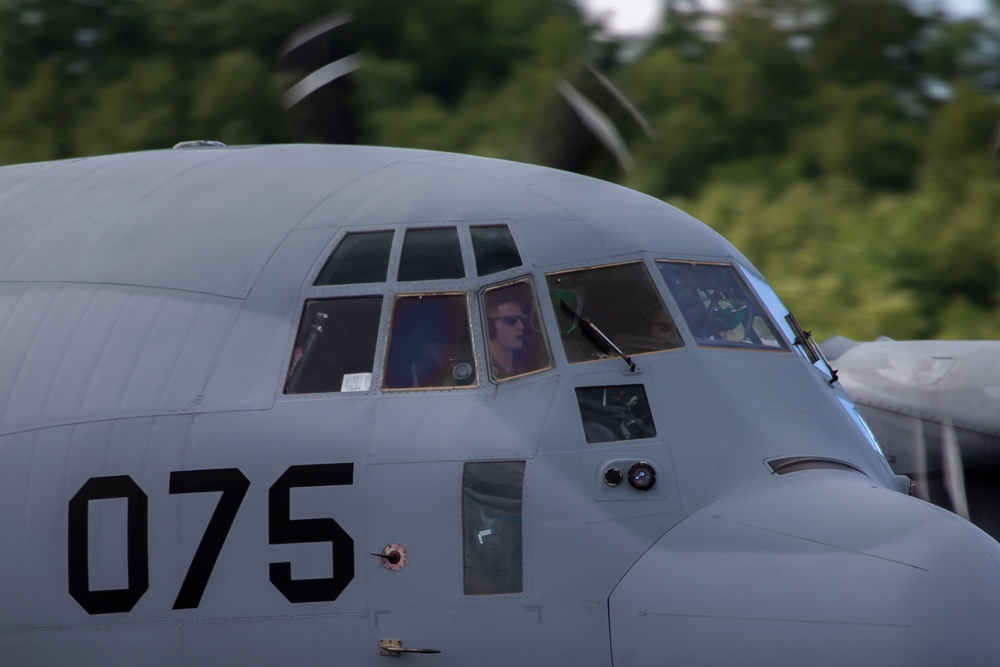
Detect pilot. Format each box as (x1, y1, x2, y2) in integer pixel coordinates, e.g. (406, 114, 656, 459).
(706, 299, 751, 342)
(487, 295, 530, 378)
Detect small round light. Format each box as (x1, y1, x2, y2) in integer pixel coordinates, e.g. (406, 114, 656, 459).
(627, 461, 657, 491)
(604, 467, 623, 487)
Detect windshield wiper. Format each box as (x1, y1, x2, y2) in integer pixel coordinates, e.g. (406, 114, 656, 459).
(785, 311, 838, 385)
(560, 300, 636, 372)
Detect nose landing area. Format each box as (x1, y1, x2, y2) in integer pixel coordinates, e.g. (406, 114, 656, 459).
(609, 471, 1000, 666)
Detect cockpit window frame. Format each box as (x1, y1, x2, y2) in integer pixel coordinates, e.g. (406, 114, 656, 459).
(545, 260, 685, 366)
(655, 259, 788, 352)
(481, 277, 554, 383)
(381, 290, 480, 392)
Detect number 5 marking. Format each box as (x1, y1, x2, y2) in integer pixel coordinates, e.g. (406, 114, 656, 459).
(268, 463, 355, 603)
(169, 469, 250, 610)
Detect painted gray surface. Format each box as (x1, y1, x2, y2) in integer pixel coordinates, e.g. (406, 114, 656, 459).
(1, 146, 998, 665)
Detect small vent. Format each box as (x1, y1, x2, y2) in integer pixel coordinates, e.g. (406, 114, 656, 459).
(768, 456, 866, 477)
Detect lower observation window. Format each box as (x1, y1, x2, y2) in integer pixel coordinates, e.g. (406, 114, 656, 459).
(576, 385, 656, 443)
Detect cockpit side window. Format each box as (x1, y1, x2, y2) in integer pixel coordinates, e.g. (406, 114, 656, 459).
(285, 297, 382, 394)
(483, 279, 552, 381)
(546, 262, 683, 364)
(471, 225, 522, 276)
(656, 261, 786, 350)
(315, 231, 394, 285)
(398, 227, 465, 281)
(383, 293, 477, 390)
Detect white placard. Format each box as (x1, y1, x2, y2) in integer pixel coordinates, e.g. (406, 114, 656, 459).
(341, 372, 372, 392)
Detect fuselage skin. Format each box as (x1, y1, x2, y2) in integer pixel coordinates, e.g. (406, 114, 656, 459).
(1, 145, 998, 666)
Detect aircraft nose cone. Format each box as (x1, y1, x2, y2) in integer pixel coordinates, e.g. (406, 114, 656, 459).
(609, 471, 1000, 666)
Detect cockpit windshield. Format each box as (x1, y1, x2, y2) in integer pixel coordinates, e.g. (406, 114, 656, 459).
(546, 262, 683, 364)
(656, 261, 786, 350)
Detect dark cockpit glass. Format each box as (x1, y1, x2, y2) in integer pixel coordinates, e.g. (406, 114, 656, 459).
(285, 297, 382, 394)
(656, 261, 786, 350)
(483, 279, 552, 381)
(383, 293, 477, 390)
(398, 227, 465, 281)
(470, 225, 522, 276)
(315, 231, 394, 285)
(545, 262, 683, 364)
(575, 385, 656, 443)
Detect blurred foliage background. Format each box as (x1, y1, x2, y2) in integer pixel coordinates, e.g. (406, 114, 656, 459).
(0, 0, 999, 341)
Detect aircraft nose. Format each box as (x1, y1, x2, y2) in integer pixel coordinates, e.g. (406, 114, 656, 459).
(609, 471, 1000, 666)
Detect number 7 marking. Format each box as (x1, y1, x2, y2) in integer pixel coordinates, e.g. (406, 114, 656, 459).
(169, 469, 250, 610)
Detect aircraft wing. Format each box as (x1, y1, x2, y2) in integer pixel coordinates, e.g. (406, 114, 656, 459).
(821, 336, 1000, 473)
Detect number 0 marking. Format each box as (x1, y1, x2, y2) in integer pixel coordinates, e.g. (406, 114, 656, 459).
(67, 476, 149, 615)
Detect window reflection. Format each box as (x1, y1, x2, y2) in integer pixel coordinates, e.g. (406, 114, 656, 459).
(546, 262, 682, 364)
(483, 279, 552, 381)
(657, 261, 785, 350)
(383, 293, 477, 390)
(285, 297, 382, 394)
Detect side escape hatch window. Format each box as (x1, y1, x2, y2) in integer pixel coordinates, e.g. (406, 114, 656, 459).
(285, 297, 382, 394)
(462, 461, 525, 595)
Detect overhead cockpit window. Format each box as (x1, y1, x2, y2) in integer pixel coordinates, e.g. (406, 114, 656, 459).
(315, 231, 394, 285)
(285, 297, 382, 394)
(471, 225, 522, 276)
(546, 262, 683, 364)
(462, 461, 525, 595)
(483, 279, 552, 381)
(383, 293, 477, 390)
(657, 261, 786, 350)
(398, 227, 465, 281)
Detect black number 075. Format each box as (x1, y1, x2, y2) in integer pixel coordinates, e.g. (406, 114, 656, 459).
(67, 463, 354, 615)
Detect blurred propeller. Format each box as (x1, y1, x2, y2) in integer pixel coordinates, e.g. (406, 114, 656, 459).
(912, 416, 929, 501)
(553, 66, 654, 173)
(282, 53, 363, 110)
(586, 65, 655, 140)
(942, 419, 970, 520)
(991, 119, 1000, 157)
(556, 78, 634, 172)
(277, 10, 361, 144)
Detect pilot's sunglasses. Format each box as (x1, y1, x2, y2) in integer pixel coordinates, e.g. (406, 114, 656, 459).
(492, 314, 530, 326)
